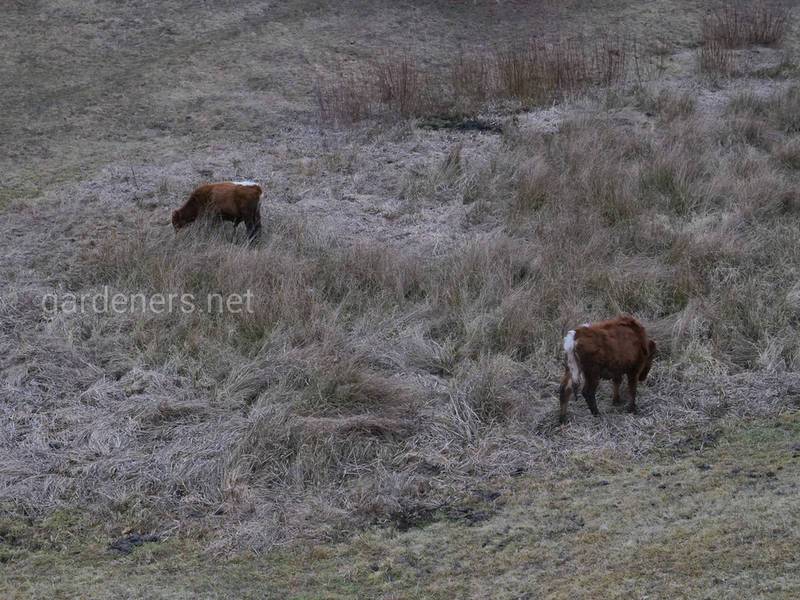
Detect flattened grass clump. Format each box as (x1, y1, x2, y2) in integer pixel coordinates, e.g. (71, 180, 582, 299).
(649, 89, 697, 123)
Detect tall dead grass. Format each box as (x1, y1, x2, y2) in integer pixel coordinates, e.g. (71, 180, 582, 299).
(697, 2, 788, 76)
(318, 35, 634, 124)
(697, 38, 737, 76)
(703, 2, 788, 48)
(317, 54, 445, 124)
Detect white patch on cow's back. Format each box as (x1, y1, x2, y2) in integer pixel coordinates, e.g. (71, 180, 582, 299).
(563, 330, 576, 352)
(230, 180, 259, 187)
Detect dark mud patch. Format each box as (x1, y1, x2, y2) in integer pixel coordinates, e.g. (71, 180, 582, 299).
(384, 492, 502, 532)
(418, 115, 504, 133)
(109, 533, 160, 554)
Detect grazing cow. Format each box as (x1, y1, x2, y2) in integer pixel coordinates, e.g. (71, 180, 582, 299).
(558, 315, 656, 424)
(172, 181, 262, 241)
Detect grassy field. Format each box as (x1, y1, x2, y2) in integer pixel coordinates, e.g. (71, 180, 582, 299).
(3, 415, 798, 598)
(2, 0, 800, 597)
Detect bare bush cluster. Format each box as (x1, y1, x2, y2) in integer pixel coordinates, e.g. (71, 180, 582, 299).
(317, 36, 635, 124)
(317, 54, 445, 125)
(495, 35, 629, 102)
(697, 2, 788, 76)
(697, 38, 737, 76)
(703, 2, 788, 48)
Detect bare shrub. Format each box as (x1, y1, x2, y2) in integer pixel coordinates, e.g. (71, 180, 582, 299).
(451, 51, 495, 105)
(697, 38, 736, 76)
(495, 35, 630, 103)
(496, 38, 590, 102)
(317, 53, 449, 124)
(315, 70, 373, 125)
(591, 34, 628, 86)
(703, 2, 788, 48)
(373, 53, 442, 118)
(318, 34, 635, 125)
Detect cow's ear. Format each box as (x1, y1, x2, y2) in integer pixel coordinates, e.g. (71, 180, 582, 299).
(648, 340, 657, 356)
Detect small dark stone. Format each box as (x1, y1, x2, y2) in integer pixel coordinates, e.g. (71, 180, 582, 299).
(697, 463, 712, 471)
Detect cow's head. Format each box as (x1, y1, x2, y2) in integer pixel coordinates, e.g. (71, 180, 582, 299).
(639, 339, 657, 381)
(171, 210, 186, 231)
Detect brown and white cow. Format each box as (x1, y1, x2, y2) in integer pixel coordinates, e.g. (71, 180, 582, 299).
(558, 315, 656, 424)
(172, 181, 262, 241)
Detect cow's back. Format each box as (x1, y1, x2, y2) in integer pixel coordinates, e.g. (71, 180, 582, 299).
(204, 182, 261, 217)
(574, 316, 649, 375)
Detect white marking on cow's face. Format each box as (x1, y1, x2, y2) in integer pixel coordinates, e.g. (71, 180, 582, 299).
(580, 322, 591, 328)
(231, 180, 258, 187)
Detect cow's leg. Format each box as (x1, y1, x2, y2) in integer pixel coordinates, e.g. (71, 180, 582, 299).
(626, 374, 638, 414)
(612, 376, 623, 405)
(582, 375, 600, 417)
(244, 210, 261, 243)
(558, 371, 573, 424)
(249, 209, 262, 242)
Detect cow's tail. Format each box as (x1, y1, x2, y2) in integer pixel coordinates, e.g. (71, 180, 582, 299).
(563, 330, 583, 392)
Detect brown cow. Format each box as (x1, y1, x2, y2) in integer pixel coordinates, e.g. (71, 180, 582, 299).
(558, 315, 656, 424)
(172, 181, 262, 241)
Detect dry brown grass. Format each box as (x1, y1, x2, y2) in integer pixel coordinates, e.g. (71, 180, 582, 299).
(317, 54, 446, 124)
(3, 0, 800, 568)
(451, 51, 495, 106)
(318, 35, 634, 124)
(703, 1, 788, 48)
(315, 70, 374, 125)
(7, 83, 796, 551)
(697, 2, 788, 76)
(697, 37, 737, 76)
